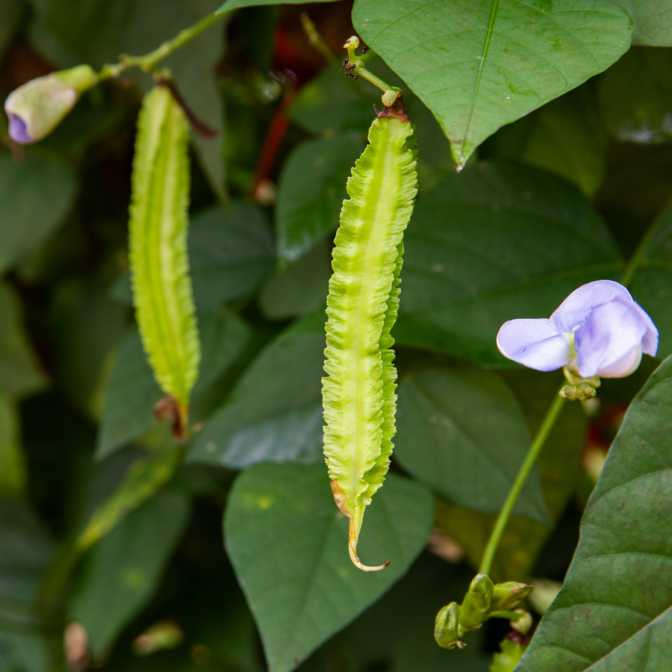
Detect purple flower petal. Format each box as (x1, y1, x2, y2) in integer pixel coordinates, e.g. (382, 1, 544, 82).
(574, 300, 649, 378)
(7, 113, 32, 143)
(497, 318, 570, 372)
(550, 279, 633, 333)
(596, 345, 643, 379)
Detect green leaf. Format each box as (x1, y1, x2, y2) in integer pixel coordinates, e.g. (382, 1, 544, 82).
(0, 153, 76, 273)
(615, 0, 672, 46)
(224, 463, 433, 672)
(98, 310, 250, 459)
(0, 395, 25, 498)
(276, 134, 364, 262)
(396, 367, 547, 522)
(70, 490, 190, 657)
(598, 47, 672, 145)
(189, 315, 324, 468)
(352, 0, 632, 167)
(627, 207, 672, 359)
(189, 204, 274, 309)
(0, 499, 53, 672)
(518, 355, 672, 671)
(259, 241, 330, 320)
(0, 284, 46, 399)
(397, 161, 622, 364)
(494, 90, 607, 196)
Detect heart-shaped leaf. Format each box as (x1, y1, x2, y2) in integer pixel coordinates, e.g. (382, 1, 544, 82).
(224, 463, 433, 672)
(189, 315, 324, 468)
(352, 0, 632, 167)
(518, 355, 672, 671)
(396, 367, 547, 522)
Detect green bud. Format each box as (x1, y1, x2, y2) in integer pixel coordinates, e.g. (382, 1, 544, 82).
(490, 638, 526, 672)
(5, 64, 97, 144)
(460, 573, 494, 631)
(511, 609, 533, 635)
(434, 602, 464, 650)
(491, 581, 532, 611)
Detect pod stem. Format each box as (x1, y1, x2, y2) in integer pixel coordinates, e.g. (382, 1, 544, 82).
(343, 35, 401, 108)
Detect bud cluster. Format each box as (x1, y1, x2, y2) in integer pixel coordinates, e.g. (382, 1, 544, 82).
(434, 574, 533, 650)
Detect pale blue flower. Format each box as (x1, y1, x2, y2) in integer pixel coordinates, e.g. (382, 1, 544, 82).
(497, 280, 658, 378)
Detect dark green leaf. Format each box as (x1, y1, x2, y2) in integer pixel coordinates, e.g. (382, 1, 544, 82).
(98, 310, 250, 459)
(519, 355, 672, 671)
(259, 242, 330, 320)
(494, 90, 607, 195)
(397, 161, 622, 364)
(276, 134, 364, 262)
(50, 279, 128, 419)
(435, 371, 586, 581)
(224, 463, 433, 672)
(599, 47, 672, 145)
(353, 0, 632, 167)
(190, 205, 275, 309)
(0, 395, 24, 498)
(0, 153, 76, 273)
(189, 315, 324, 468)
(290, 62, 374, 135)
(396, 367, 547, 522)
(0, 499, 53, 672)
(628, 207, 672, 359)
(70, 491, 190, 657)
(0, 284, 46, 399)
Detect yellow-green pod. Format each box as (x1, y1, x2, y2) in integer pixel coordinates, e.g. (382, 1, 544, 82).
(129, 85, 199, 433)
(322, 111, 418, 571)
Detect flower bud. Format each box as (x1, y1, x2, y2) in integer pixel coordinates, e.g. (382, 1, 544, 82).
(510, 609, 533, 635)
(491, 581, 533, 611)
(459, 573, 494, 631)
(434, 601, 464, 649)
(5, 64, 97, 144)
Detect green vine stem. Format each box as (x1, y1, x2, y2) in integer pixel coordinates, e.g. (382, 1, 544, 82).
(98, 9, 226, 80)
(479, 392, 566, 576)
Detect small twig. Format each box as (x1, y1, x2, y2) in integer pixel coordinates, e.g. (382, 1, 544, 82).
(157, 77, 218, 139)
(300, 13, 334, 63)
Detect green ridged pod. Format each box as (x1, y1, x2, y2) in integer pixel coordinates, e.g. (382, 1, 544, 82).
(322, 112, 418, 571)
(129, 85, 199, 434)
